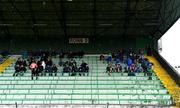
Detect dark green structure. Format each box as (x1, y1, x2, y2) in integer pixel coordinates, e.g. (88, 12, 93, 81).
(0, 0, 179, 53)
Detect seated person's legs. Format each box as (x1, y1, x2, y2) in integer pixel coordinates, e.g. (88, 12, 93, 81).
(85, 66, 89, 72)
(86, 66, 89, 76)
(78, 67, 83, 76)
(48, 66, 53, 76)
(52, 64, 58, 76)
(106, 67, 110, 73)
(13, 65, 20, 76)
(31, 68, 36, 80)
(45, 66, 51, 76)
(53, 69, 57, 76)
(20, 67, 26, 76)
(63, 65, 70, 76)
(37, 66, 43, 76)
(13, 70, 19, 76)
(35, 69, 39, 80)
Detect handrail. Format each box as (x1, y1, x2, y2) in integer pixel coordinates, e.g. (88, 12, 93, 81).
(152, 50, 180, 86)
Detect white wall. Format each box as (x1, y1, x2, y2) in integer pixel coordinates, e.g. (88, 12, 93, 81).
(158, 18, 180, 76)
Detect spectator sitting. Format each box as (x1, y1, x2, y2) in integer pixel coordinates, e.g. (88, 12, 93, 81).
(111, 53, 115, 58)
(45, 58, 53, 76)
(63, 61, 69, 67)
(128, 63, 136, 76)
(71, 64, 78, 76)
(40, 53, 48, 63)
(58, 57, 64, 66)
(124, 65, 129, 73)
(52, 64, 58, 76)
(20, 59, 27, 75)
(106, 54, 112, 63)
(141, 58, 150, 73)
(30, 60, 38, 80)
(73, 59, 77, 66)
(106, 63, 113, 76)
(80, 60, 89, 72)
(135, 63, 143, 72)
(115, 63, 122, 72)
(69, 59, 74, 66)
(40, 61, 46, 76)
(14, 58, 27, 76)
(19, 64, 26, 76)
(115, 58, 121, 64)
(15, 58, 22, 66)
(118, 49, 124, 61)
(78, 66, 84, 76)
(13, 64, 20, 76)
(130, 63, 136, 72)
(86, 65, 89, 72)
(145, 64, 153, 80)
(127, 57, 132, 67)
(41, 61, 46, 70)
(63, 65, 71, 76)
(100, 54, 105, 61)
(45, 65, 52, 76)
(36, 63, 44, 75)
(71, 64, 78, 72)
(146, 62, 154, 78)
(148, 62, 154, 70)
(22, 59, 27, 68)
(46, 58, 53, 67)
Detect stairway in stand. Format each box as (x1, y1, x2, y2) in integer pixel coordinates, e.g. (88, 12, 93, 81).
(0, 55, 173, 108)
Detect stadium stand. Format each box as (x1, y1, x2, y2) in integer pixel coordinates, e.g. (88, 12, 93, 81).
(0, 54, 174, 107)
(0, 0, 179, 107)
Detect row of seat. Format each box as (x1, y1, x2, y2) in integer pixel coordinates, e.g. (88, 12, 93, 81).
(0, 99, 172, 105)
(0, 94, 171, 100)
(0, 88, 169, 93)
(0, 72, 153, 75)
(0, 75, 158, 78)
(0, 85, 165, 90)
(0, 80, 162, 85)
(0, 55, 172, 106)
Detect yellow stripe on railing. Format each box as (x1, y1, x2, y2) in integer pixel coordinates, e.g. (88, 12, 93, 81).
(145, 55, 180, 107)
(0, 57, 14, 73)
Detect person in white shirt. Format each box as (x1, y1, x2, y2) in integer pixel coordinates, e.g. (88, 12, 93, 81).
(42, 61, 46, 70)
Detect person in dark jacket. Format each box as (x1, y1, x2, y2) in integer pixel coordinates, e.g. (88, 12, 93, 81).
(13, 64, 20, 76)
(63, 65, 71, 76)
(36, 62, 44, 75)
(52, 64, 58, 76)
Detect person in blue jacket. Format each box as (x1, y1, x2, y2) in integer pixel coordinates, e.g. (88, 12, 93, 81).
(115, 58, 121, 65)
(127, 57, 132, 67)
(106, 54, 112, 63)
